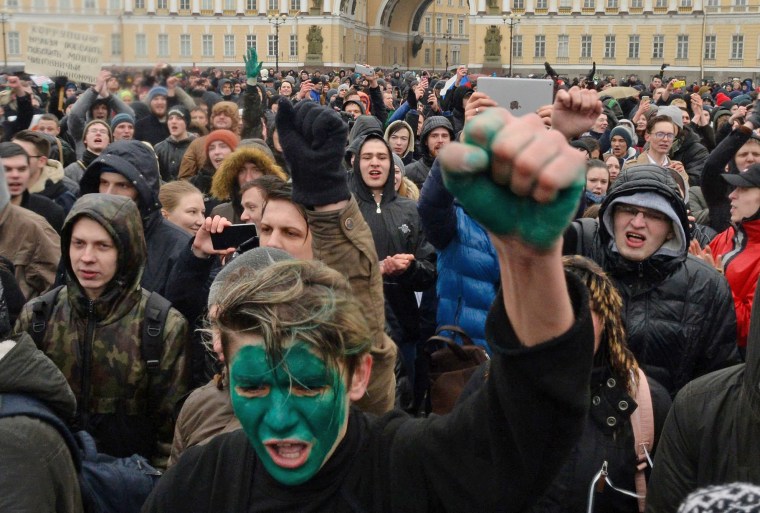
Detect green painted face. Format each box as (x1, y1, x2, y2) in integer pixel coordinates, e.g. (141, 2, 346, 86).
(229, 341, 348, 486)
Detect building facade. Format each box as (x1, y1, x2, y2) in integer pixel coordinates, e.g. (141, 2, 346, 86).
(0, 0, 757, 82)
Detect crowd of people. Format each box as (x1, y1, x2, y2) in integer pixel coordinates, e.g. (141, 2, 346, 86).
(0, 45, 759, 512)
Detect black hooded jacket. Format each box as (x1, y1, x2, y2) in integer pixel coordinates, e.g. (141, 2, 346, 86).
(564, 165, 738, 396)
(405, 116, 454, 190)
(347, 135, 436, 345)
(79, 140, 191, 295)
(647, 281, 760, 511)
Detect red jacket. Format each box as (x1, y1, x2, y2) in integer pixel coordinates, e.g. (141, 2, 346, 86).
(709, 219, 760, 348)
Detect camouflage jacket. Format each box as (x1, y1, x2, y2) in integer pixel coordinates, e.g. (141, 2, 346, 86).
(15, 194, 188, 462)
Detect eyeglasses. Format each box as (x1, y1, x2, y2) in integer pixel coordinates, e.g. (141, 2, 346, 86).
(651, 132, 675, 141)
(615, 204, 670, 223)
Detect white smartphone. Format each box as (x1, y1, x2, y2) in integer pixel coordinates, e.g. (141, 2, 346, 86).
(476, 77, 554, 116)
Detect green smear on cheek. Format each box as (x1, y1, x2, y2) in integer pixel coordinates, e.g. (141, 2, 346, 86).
(230, 343, 347, 486)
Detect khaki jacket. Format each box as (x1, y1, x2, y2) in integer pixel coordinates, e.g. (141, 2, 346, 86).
(0, 204, 60, 299)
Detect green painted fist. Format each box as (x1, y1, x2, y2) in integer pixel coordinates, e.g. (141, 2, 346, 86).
(244, 47, 263, 80)
(439, 108, 586, 250)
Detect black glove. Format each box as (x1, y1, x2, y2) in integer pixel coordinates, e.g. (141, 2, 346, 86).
(407, 85, 418, 112)
(276, 99, 350, 207)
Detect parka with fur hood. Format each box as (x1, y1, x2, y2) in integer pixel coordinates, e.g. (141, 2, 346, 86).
(209, 146, 288, 223)
(15, 194, 188, 463)
(564, 165, 738, 396)
(79, 140, 191, 295)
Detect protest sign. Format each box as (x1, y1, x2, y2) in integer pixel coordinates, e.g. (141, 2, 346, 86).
(26, 26, 103, 84)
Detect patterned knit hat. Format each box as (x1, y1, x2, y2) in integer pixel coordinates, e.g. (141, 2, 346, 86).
(677, 483, 760, 513)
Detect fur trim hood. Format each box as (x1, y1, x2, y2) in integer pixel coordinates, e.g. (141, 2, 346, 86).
(210, 146, 287, 201)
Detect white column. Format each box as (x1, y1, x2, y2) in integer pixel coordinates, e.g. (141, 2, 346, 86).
(192, 0, 201, 14)
(237, 0, 245, 14)
(148, 0, 156, 12)
(215, 0, 222, 13)
(170, 0, 178, 13)
(125, 0, 134, 12)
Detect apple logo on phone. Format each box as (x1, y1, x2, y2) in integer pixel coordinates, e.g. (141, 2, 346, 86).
(510, 100, 521, 110)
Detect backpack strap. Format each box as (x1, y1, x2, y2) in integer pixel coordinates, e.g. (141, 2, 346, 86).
(630, 368, 654, 513)
(141, 292, 171, 376)
(30, 285, 64, 348)
(0, 393, 82, 471)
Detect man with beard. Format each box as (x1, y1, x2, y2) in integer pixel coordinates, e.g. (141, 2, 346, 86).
(135, 79, 196, 146)
(405, 116, 454, 190)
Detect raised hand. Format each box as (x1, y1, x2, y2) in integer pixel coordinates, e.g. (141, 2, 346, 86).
(244, 47, 263, 83)
(438, 108, 587, 250)
(276, 99, 350, 206)
(551, 86, 603, 140)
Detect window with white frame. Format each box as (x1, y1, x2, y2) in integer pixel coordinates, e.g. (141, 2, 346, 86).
(581, 34, 592, 58)
(676, 34, 688, 59)
(224, 34, 235, 57)
(424, 48, 431, 64)
(246, 34, 256, 49)
(225, 0, 236, 9)
(536, 0, 547, 8)
(136, 33, 147, 57)
(704, 34, 715, 59)
(628, 34, 639, 58)
(247, 0, 256, 9)
(289, 34, 297, 56)
(458, 18, 464, 34)
(202, 34, 213, 57)
(607, 0, 617, 8)
(111, 33, 122, 56)
(583, 0, 595, 8)
(512, 35, 522, 57)
(7, 31, 19, 55)
(268, 34, 276, 56)
(290, 0, 299, 10)
(269, 0, 278, 10)
(5, 0, 18, 7)
(180, 0, 191, 9)
(425, 17, 431, 34)
(447, 17, 453, 33)
(180, 34, 191, 56)
(436, 48, 442, 64)
(731, 34, 743, 59)
(513, 0, 524, 9)
(655, 0, 666, 7)
(534, 35, 545, 57)
(630, 0, 642, 6)
(436, 17, 442, 33)
(557, 34, 569, 58)
(158, 34, 169, 57)
(734, 0, 746, 5)
(680, 0, 692, 6)
(157, 0, 168, 8)
(201, 0, 212, 9)
(652, 34, 664, 59)
(604, 34, 615, 58)
(85, 0, 96, 7)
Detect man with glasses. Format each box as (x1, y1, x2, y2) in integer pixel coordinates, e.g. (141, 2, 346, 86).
(564, 163, 738, 397)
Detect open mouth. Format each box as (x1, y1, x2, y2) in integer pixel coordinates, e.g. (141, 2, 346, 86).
(368, 170, 382, 178)
(264, 440, 311, 469)
(79, 270, 99, 280)
(625, 232, 646, 247)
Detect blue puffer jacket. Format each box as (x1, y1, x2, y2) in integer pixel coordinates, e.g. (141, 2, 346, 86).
(418, 160, 499, 352)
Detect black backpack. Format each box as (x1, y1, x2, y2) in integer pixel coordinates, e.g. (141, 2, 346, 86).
(0, 393, 161, 513)
(29, 285, 171, 376)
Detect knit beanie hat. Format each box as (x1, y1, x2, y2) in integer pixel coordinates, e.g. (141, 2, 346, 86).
(147, 86, 169, 103)
(65, 82, 77, 92)
(82, 120, 113, 143)
(715, 92, 731, 106)
(677, 482, 760, 513)
(610, 125, 633, 148)
(205, 129, 239, 154)
(207, 247, 292, 308)
(0, 159, 10, 211)
(392, 153, 405, 176)
(239, 138, 275, 160)
(603, 191, 686, 258)
(167, 105, 191, 127)
(110, 112, 135, 131)
(657, 105, 684, 130)
(337, 83, 349, 93)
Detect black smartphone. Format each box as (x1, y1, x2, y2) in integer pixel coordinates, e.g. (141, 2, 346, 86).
(211, 224, 259, 250)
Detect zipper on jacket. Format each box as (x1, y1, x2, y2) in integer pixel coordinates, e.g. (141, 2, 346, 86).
(375, 193, 383, 214)
(80, 299, 96, 431)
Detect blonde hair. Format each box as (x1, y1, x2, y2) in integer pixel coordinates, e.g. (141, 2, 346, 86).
(159, 180, 203, 213)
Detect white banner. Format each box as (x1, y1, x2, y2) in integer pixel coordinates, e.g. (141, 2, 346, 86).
(26, 26, 103, 85)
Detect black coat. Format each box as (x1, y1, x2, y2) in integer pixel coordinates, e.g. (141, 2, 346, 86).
(671, 127, 709, 187)
(20, 191, 65, 233)
(565, 166, 739, 396)
(646, 281, 760, 511)
(155, 135, 195, 182)
(143, 276, 596, 513)
(348, 150, 436, 346)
